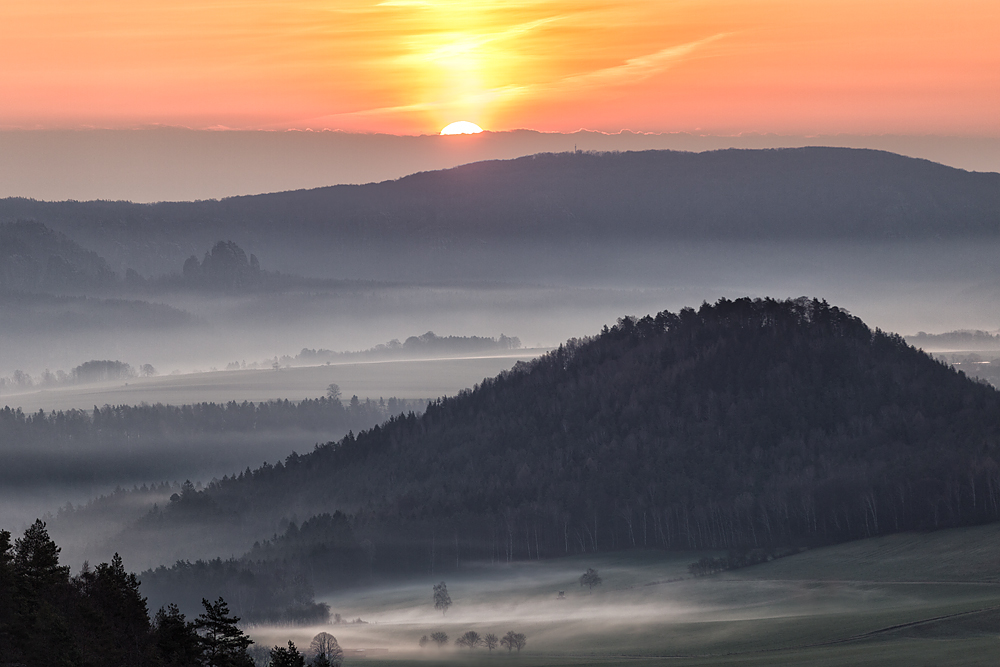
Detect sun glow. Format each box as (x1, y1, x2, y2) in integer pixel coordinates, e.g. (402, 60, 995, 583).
(440, 121, 484, 135)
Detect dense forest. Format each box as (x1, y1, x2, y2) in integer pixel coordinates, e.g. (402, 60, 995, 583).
(0, 520, 265, 667)
(0, 396, 424, 448)
(2, 148, 998, 277)
(80, 297, 1000, 619)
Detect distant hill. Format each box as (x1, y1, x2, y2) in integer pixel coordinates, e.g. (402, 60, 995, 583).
(94, 298, 1000, 584)
(2, 148, 998, 278)
(0, 221, 118, 292)
(907, 329, 1000, 350)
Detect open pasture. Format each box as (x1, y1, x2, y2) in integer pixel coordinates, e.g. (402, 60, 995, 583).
(249, 528, 1000, 666)
(2, 352, 544, 413)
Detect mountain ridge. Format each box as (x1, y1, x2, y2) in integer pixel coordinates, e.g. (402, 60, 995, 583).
(3, 148, 998, 277)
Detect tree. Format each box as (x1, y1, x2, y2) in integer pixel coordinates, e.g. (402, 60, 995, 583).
(483, 633, 499, 652)
(309, 632, 343, 667)
(418, 635, 429, 648)
(326, 384, 342, 402)
(430, 631, 449, 647)
(270, 641, 305, 667)
(194, 597, 254, 667)
(579, 568, 602, 592)
(456, 631, 482, 649)
(500, 631, 526, 653)
(433, 581, 452, 615)
(14, 519, 70, 592)
(153, 604, 202, 667)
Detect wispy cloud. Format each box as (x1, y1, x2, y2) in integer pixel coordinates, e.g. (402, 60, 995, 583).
(315, 32, 731, 122)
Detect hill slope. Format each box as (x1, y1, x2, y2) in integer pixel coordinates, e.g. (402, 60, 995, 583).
(101, 298, 1000, 575)
(3, 148, 998, 277)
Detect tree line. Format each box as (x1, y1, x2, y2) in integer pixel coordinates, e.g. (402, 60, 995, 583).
(0, 395, 427, 445)
(0, 519, 266, 667)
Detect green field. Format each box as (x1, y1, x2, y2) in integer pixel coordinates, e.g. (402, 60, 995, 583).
(249, 526, 1000, 666)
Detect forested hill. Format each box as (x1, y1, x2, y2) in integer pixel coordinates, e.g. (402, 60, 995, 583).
(121, 298, 1000, 575)
(3, 148, 998, 275)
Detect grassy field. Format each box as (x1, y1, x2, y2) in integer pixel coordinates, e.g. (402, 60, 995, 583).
(4, 352, 544, 413)
(249, 527, 1000, 666)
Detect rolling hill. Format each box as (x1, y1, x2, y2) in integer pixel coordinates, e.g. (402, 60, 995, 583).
(86, 297, 1000, 586)
(2, 148, 998, 278)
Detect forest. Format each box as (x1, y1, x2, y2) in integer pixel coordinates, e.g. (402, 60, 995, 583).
(52, 297, 1000, 621)
(0, 520, 266, 667)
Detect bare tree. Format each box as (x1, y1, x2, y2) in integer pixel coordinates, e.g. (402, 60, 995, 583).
(433, 581, 452, 615)
(456, 631, 482, 649)
(430, 631, 449, 647)
(483, 633, 499, 652)
(309, 632, 343, 667)
(326, 383, 342, 401)
(500, 631, 526, 653)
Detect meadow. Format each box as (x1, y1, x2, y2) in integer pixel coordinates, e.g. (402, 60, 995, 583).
(4, 352, 543, 414)
(248, 525, 1000, 666)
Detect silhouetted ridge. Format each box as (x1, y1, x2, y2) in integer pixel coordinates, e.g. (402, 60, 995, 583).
(125, 298, 1000, 581)
(2, 147, 998, 276)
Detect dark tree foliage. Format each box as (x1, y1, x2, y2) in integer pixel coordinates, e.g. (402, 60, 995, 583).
(153, 604, 203, 667)
(146, 298, 1000, 574)
(194, 597, 255, 667)
(79, 297, 1000, 623)
(0, 395, 422, 450)
(269, 641, 305, 667)
(433, 581, 452, 614)
(2, 520, 266, 667)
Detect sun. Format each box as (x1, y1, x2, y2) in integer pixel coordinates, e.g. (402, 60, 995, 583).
(440, 121, 484, 135)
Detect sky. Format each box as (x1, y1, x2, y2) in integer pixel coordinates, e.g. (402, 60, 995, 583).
(2, 0, 998, 136)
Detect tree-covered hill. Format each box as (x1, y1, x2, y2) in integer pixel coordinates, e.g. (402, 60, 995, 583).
(0, 220, 118, 293)
(114, 298, 1000, 579)
(3, 148, 998, 276)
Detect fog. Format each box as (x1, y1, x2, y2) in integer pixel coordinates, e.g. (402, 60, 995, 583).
(242, 552, 982, 662)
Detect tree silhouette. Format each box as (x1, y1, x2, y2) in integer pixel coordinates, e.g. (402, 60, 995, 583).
(430, 631, 448, 647)
(193, 597, 254, 666)
(309, 632, 343, 667)
(433, 581, 452, 615)
(579, 568, 602, 592)
(270, 641, 305, 667)
(500, 631, 526, 652)
(456, 631, 482, 649)
(483, 633, 499, 652)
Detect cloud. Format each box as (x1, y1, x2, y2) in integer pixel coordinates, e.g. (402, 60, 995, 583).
(311, 33, 730, 123)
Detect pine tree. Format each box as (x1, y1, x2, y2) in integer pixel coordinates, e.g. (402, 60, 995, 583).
(194, 597, 254, 667)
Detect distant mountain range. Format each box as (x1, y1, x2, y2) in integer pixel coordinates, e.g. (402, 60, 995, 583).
(2, 148, 998, 278)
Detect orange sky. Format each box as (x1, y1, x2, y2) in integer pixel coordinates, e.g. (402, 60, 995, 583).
(1, 0, 998, 135)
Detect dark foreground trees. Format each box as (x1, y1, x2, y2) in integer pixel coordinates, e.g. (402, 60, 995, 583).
(0, 519, 254, 667)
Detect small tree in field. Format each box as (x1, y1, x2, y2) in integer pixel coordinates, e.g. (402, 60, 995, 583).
(456, 631, 482, 649)
(483, 633, 499, 652)
(500, 631, 526, 653)
(430, 631, 449, 647)
(433, 581, 452, 615)
(309, 632, 343, 667)
(579, 568, 602, 592)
